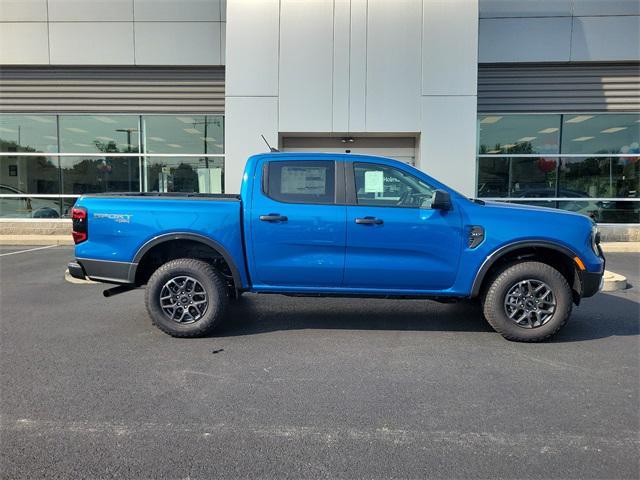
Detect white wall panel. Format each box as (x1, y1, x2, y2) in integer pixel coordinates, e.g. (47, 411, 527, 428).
(220, 21, 226, 65)
(572, 0, 639, 16)
(49, 22, 134, 64)
(0, 0, 47, 21)
(480, 0, 571, 18)
(348, 0, 367, 132)
(0, 22, 48, 63)
(571, 16, 640, 61)
(225, 0, 279, 96)
(48, 0, 133, 21)
(224, 97, 278, 193)
(134, 0, 220, 22)
(332, 0, 350, 132)
(420, 96, 477, 196)
(278, 0, 333, 132)
(366, 0, 422, 132)
(135, 22, 221, 65)
(422, 0, 478, 96)
(479, 17, 572, 62)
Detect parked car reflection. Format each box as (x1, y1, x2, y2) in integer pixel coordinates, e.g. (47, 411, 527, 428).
(0, 185, 61, 218)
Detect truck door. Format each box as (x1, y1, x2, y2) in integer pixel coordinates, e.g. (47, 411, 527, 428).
(249, 159, 347, 288)
(343, 162, 462, 291)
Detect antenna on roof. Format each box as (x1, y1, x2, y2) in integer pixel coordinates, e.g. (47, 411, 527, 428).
(261, 134, 279, 152)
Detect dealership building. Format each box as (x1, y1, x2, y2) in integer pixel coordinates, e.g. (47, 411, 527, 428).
(0, 0, 638, 236)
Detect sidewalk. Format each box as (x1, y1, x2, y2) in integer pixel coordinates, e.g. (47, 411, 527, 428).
(0, 235, 74, 246)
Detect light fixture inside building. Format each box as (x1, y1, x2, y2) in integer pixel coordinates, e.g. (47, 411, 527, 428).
(572, 136, 595, 142)
(480, 116, 502, 124)
(601, 127, 627, 133)
(517, 136, 537, 142)
(92, 116, 117, 124)
(538, 127, 559, 134)
(565, 115, 594, 124)
(341, 137, 355, 143)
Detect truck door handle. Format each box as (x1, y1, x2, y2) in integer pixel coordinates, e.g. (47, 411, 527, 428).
(355, 217, 383, 225)
(260, 214, 288, 222)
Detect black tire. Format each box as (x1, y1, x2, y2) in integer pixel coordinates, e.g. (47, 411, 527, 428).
(482, 261, 572, 342)
(145, 258, 228, 338)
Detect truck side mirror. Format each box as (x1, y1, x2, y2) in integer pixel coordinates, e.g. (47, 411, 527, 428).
(431, 189, 452, 211)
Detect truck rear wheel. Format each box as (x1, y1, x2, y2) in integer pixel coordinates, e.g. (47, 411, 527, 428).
(482, 261, 572, 342)
(145, 258, 228, 337)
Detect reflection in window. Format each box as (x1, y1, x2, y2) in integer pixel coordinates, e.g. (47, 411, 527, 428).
(478, 114, 561, 155)
(143, 115, 223, 155)
(0, 156, 60, 195)
(478, 157, 509, 197)
(59, 115, 140, 154)
(510, 158, 557, 198)
(145, 156, 224, 193)
(561, 114, 640, 154)
(0, 115, 58, 153)
(559, 157, 639, 199)
(60, 156, 140, 194)
(0, 196, 63, 218)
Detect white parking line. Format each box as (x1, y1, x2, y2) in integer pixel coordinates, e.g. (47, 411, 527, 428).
(0, 245, 57, 257)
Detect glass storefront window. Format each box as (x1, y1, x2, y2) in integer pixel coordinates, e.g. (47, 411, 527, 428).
(0, 196, 64, 218)
(143, 115, 223, 155)
(478, 114, 561, 155)
(145, 156, 223, 193)
(477, 113, 640, 222)
(510, 157, 558, 198)
(478, 157, 558, 198)
(0, 155, 60, 194)
(561, 114, 640, 154)
(60, 156, 140, 194)
(0, 115, 58, 153)
(59, 115, 141, 154)
(477, 157, 509, 197)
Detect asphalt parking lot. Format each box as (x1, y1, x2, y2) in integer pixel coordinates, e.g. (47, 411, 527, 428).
(1, 245, 638, 479)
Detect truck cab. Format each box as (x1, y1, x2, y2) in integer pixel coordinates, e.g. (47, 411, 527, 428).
(68, 153, 605, 342)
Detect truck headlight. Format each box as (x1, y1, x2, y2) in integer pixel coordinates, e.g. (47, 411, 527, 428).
(591, 225, 601, 255)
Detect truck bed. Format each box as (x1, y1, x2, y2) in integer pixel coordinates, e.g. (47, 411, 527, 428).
(74, 194, 247, 286)
(84, 192, 241, 200)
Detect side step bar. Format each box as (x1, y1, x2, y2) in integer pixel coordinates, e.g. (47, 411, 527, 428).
(103, 285, 137, 298)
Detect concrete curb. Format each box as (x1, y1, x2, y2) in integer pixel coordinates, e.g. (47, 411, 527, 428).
(602, 270, 628, 292)
(600, 242, 640, 253)
(0, 235, 74, 246)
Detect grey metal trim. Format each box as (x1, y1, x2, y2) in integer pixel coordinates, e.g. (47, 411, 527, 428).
(0, 66, 225, 113)
(130, 232, 244, 289)
(479, 63, 640, 112)
(77, 258, 137, 284)
(470, 240, 578, 298)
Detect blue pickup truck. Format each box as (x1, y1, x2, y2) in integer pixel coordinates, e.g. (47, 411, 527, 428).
(68, 152, 604, 342)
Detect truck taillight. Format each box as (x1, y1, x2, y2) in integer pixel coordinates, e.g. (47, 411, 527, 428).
(71, 207, 88, 244)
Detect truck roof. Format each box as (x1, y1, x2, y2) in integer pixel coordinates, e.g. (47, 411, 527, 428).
(249, 151, 399, 163)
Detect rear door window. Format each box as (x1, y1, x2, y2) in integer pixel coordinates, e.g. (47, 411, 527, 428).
(266, 161, 335, 204)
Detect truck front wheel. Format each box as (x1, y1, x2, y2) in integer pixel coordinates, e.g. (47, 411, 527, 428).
(145, 258, 228, 337)
(482, 261, 572, 342)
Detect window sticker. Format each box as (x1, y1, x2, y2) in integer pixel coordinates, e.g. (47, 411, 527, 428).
(281, 166, 326, 195)
(364, 170, 384, 193)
